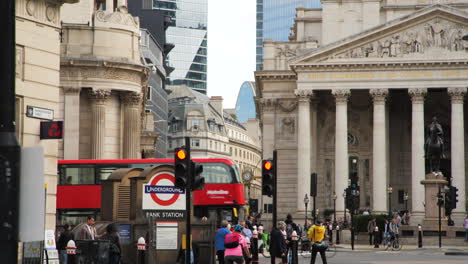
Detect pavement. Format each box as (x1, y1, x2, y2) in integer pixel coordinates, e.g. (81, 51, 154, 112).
(257, 244, 468, 264)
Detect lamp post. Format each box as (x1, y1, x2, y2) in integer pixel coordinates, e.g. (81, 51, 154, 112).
(332, 193, 337, 226)
(403, 192, 409, 212)
(304, 194, 309, 229)
(342, 191, 347, 227)
(387, 186, 393, 217)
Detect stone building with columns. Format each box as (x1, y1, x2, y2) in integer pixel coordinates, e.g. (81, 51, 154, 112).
(255, 2, 468, 225)
(59, 1, 150, 161)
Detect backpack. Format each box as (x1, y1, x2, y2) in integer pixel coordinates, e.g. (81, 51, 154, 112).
(224, 233, 241, 249)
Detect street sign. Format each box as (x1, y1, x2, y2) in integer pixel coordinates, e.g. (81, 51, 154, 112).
(142, 171, 186, 211)
(26, 105, 54, 120)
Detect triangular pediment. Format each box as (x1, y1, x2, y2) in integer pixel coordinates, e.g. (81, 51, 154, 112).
(290, 4, 468, 66)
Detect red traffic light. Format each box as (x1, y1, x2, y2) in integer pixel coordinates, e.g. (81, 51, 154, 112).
(263, 161, 273, 171)
(176, 149, 187, 160)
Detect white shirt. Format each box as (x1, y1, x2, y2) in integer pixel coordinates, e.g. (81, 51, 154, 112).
(86, 224, 95, 240)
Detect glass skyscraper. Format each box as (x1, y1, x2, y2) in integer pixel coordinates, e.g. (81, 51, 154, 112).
(235, 82, 257, 123)
(256, 0, 322, 70)
(154, 0, 208, 94)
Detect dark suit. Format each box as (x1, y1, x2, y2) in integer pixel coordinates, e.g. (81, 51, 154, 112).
(269, 228, 287, 264)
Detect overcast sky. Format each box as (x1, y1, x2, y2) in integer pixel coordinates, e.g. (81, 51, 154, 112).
(207, 0, 256, 109)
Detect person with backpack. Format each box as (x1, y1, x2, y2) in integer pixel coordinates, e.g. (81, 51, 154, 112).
(216, 220, 231, 264)
(224, 224, 251, 264)
(308, 221, 328, 264)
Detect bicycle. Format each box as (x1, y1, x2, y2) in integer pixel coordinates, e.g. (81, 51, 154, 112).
(385, 233, 402, 251)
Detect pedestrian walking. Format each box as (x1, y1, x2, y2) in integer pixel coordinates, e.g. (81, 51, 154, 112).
(464, 215, 468, 242)
(224, 224, 251, 264)
(78, 216, 99, 240)
(57, 224, 74, 264)
(216, 220, 231, 264)
(367, 218, 377, 245)
(382, 219, 390, 246)
(269, 221, 288, 264)
(326, 221, 333, 245)
(101, 224, 121, 264)
(308, 221, 327, 264)
(240, 221, 252, 239)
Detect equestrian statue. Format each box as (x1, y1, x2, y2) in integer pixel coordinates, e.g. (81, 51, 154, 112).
(424, 116, 445, 173)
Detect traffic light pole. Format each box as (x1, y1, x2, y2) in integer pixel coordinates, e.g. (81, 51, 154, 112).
(272, 150, 277, 228)
(0, 1, 21, 262)
(184, 137, 191, 264)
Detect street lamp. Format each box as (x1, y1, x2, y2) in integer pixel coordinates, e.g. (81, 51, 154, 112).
(332, 193, 337, 226)
(387, 186, 393, 217)
(403, 192, 409, 212)
(342, 190, 347, 227)
(304, 194, 309, 229)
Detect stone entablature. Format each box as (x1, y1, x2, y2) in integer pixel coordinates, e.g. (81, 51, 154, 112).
(16, 0, 78, 28)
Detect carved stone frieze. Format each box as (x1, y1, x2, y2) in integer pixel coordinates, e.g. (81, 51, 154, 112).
(259, 98, 277, 112)
(277, 99, 298, 113)
(369, 88, 389, 104)
(332, 89, 351, 104)
(332, 18, 466, 60)
(275, 45, 298, 58)
(94, 6, 139, 32)
(408, 88, 428, 104)
(17, 0, 61, 26)
(88, 89, 112, 104)
(61, 67, 142, 84)
(121, 92, 143, 106)
(447, 87, 467, 104)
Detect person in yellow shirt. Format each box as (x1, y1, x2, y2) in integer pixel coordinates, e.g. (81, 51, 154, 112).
(307, 221, 328, 264)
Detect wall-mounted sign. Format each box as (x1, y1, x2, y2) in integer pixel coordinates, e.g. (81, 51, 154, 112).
(142, 171, 186, 211)
(40, 121, 63, 139)
(26, 105, 54, 120)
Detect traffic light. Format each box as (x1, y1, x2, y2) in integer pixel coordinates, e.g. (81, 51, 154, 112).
(450, 186, 459, 209)
(262, 160, 275, 197)
(310, 173, 317, 197)
(345, 187, 353, 210)
(445, 186, 458, 216)
(174, 147, 189, 190)
(437, 191, 444, 207)
(191, 161, 204, 191)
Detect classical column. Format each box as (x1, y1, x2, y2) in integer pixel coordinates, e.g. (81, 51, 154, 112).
(121, 92, 143, 159)
(106, 0, 114, 12)
(63, 87, 81, 159)
(370, 89, 389, 213)
(408, 88, 427, 223)
(89, 89, 111, 159)
(294, 89, 313, 211)
(448, 87, 467, 223)
(310, 98, 318, 176)
(332, 89, 350, 215)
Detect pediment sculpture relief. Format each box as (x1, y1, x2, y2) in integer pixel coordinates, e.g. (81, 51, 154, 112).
(278, 99, 298, 113)
(332, 18, 466, 60)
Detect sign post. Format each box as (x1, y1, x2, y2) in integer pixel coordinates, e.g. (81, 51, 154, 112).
(184, 137, 191, 264)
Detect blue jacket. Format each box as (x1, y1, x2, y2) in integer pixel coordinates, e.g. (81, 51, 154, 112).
(215, 228, 231, 250)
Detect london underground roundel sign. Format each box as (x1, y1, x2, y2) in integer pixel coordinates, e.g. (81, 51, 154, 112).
(142, 171, 186, 210)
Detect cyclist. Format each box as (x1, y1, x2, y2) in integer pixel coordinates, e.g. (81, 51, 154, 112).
(388, 218, 399, 244)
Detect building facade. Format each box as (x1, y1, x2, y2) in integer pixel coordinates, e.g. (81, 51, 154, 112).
(15, 0, 79, 231)
(256, 0, 322, 70)
(167, 87, 263, 205)
(154, 0, 208, 94)
(256, 2, 468, 226)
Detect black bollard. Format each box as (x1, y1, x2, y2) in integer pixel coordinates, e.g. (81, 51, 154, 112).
(336, 225, 340, 245)
(252, 229, 259, 263)
(137, 237, 146, 264)
(418, 224, 423, 248)
(66, 240, 77, 264)
(291, 231, 298, 264)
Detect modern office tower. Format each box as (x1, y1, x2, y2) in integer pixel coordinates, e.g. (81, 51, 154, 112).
(235, 82, 257, 124)
(256, 0, 322, 70)
(154, 0, 208, 94)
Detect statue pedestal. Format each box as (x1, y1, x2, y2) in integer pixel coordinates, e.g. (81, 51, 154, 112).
(420, 172, 448, 227)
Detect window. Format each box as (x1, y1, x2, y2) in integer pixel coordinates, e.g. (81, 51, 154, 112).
(209, 141, 212, 149)
(215, 141, 218, 150)
(171, 121, 180, 132)
(235, 148, 237, 156)
(230, 147, 232, 155)
(59, 166, 95, 185)
(189, 119, 200, 130)
(192, 139, 200, 147)
(224, 144, 226, 152)
(264, 204, 273, 214)
(147, 86, 152, 100)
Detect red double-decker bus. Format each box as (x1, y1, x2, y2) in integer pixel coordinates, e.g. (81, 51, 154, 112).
(56, 158, 246, 227)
